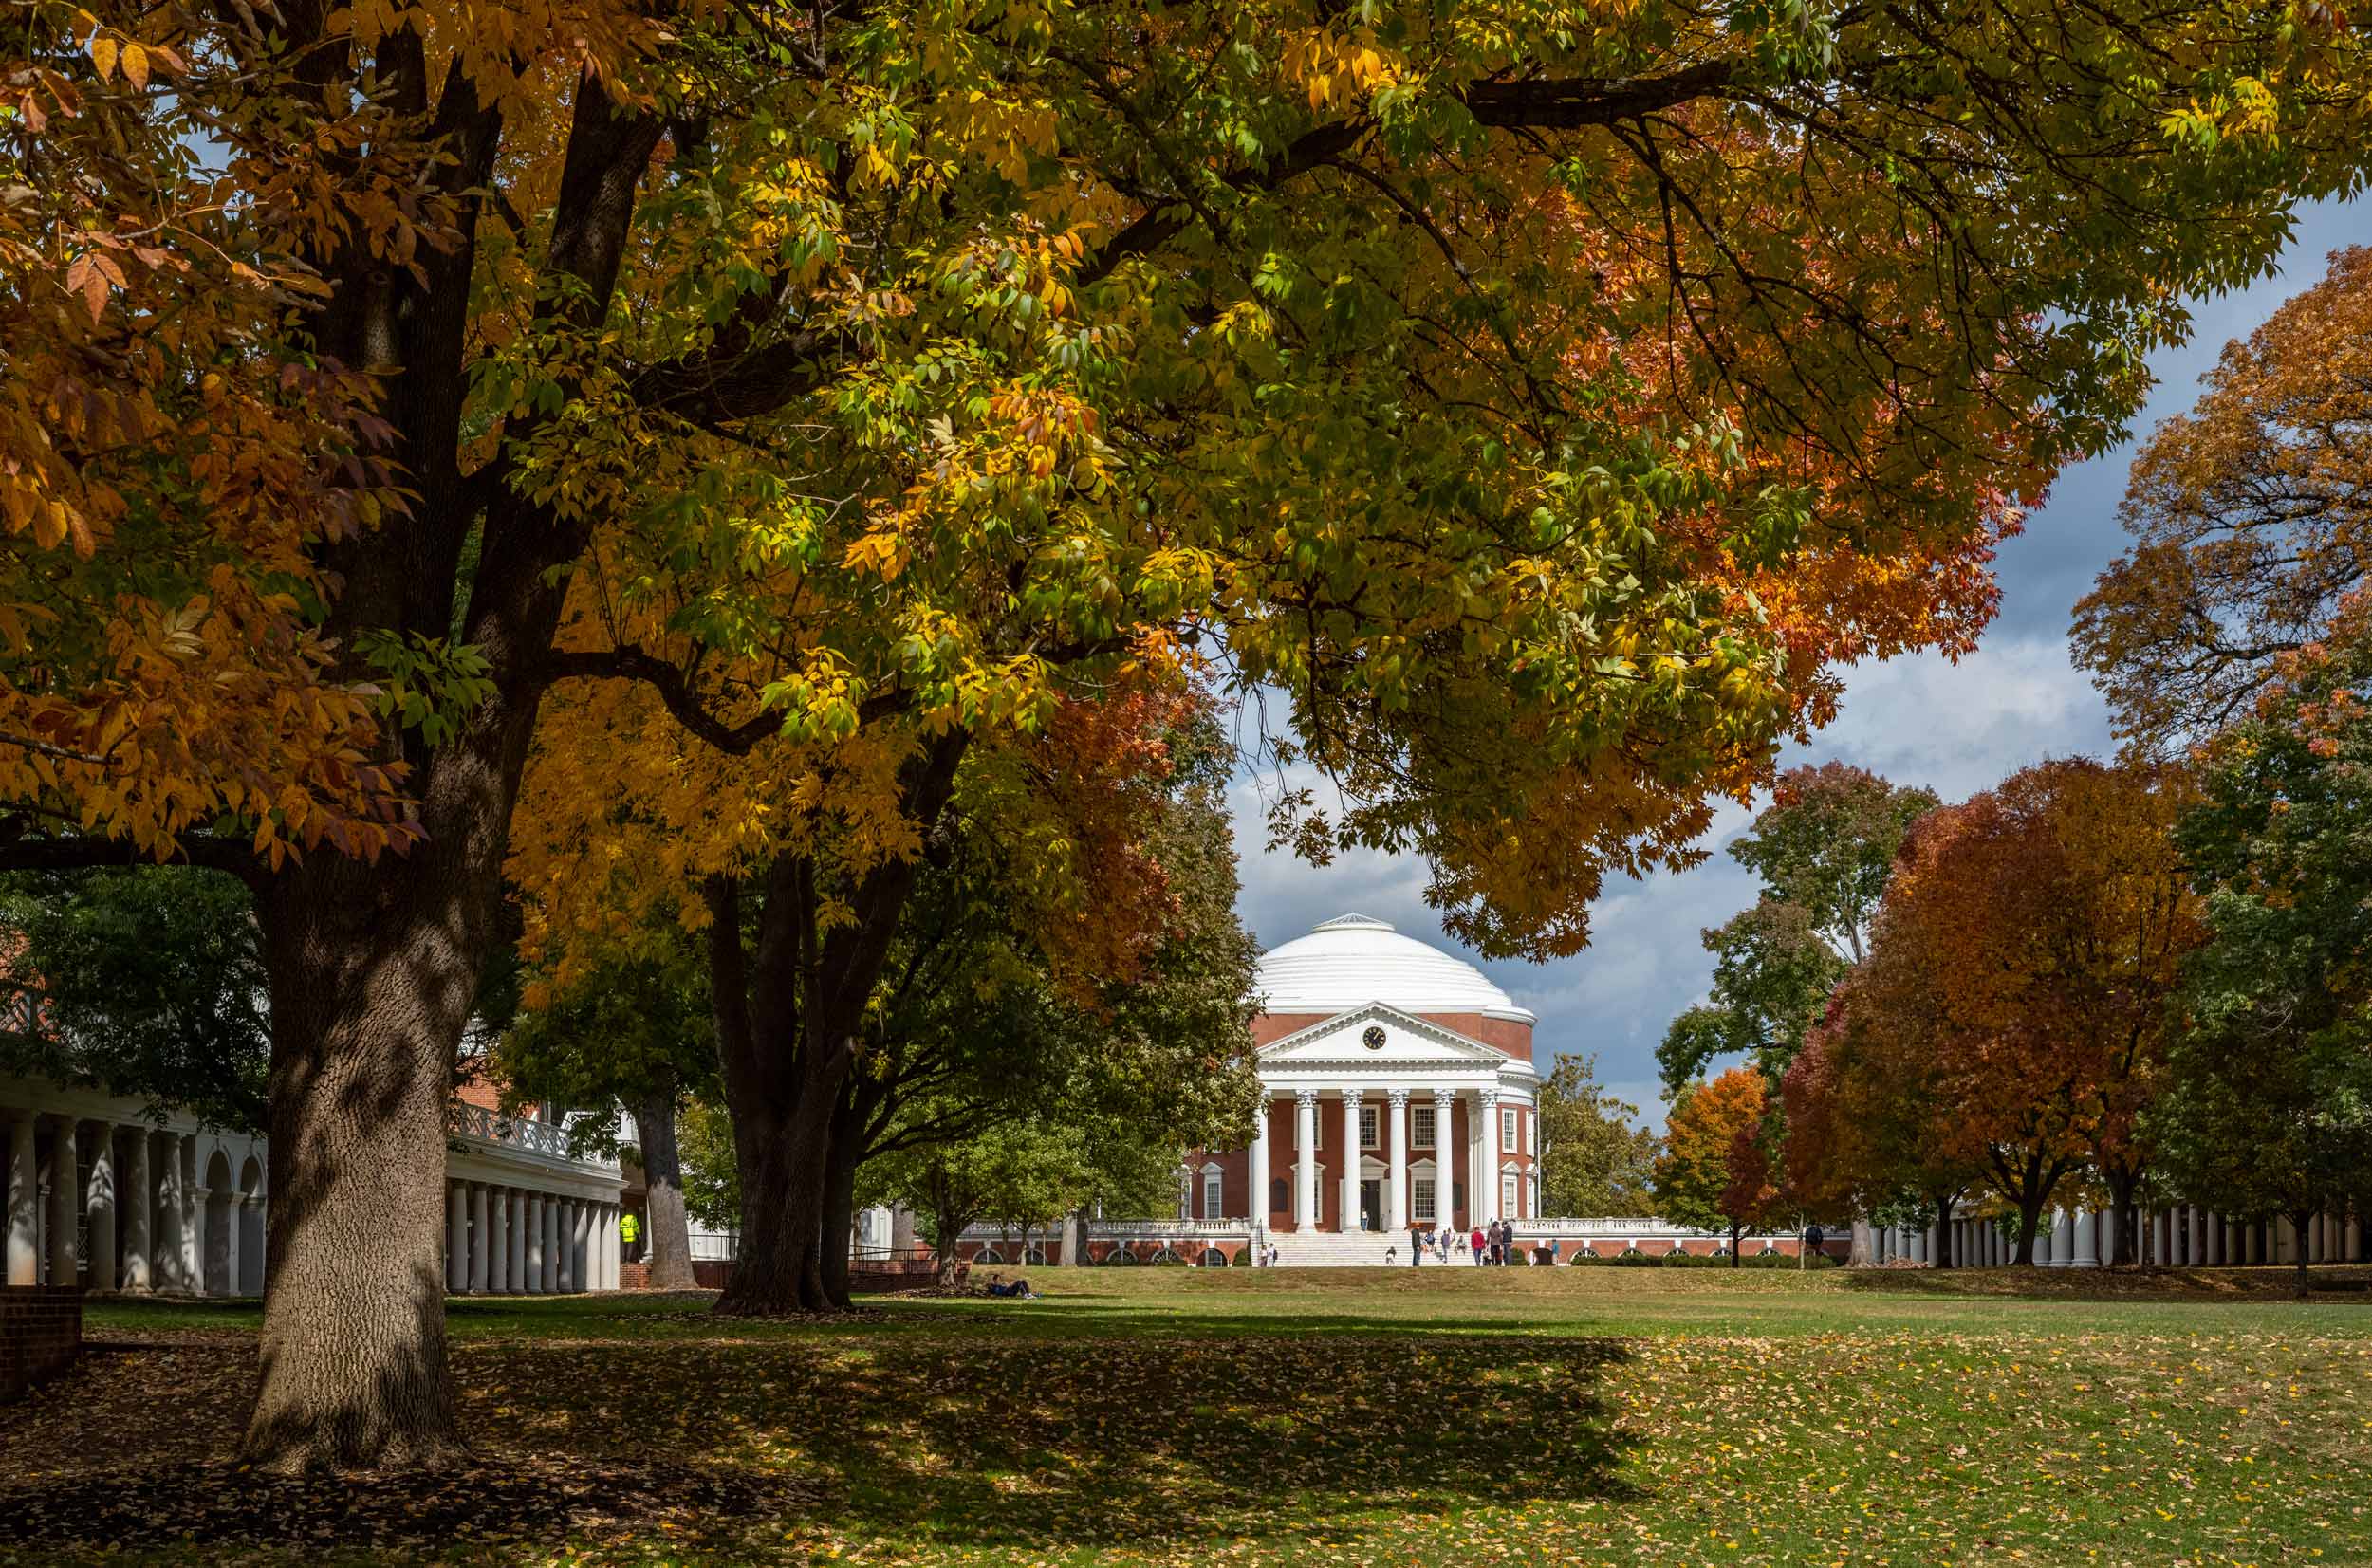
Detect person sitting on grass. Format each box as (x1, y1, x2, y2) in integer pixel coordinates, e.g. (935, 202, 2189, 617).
(983, 1272, 1035, 1300)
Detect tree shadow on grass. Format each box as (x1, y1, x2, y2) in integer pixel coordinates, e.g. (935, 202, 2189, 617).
(0, 1317, 1638, 1559)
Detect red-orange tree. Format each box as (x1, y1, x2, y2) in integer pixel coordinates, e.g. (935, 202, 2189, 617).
(2074, 248, 2372, 750)
(1832, 761, 2202, 1264)
(2, 0, 2365, 1468)
(1654, 1064, 1770, 1264)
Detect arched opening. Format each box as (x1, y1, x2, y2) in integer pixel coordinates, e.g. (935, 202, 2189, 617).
(973, 1246, 1006, 1265)
(1103, 1247, 1140, 1266)
(236, 1155, 265, 1294)
(1147, 1247, 1186, 1266)
(1268, 1176, 1288, 1216)
(1198, 1247, 1228, 1267)
(202, 1149, 233, 1295)
(1024, 1246, 1048, 1266)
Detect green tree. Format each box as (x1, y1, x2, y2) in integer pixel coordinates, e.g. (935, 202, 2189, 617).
(1535, 1055, 1659, 1218)
(1659, 766, 1937, 1093)
(0, 868, 269, 1133)
(2154, 599, 2372, 1296)
(500, 932, 718, 1291)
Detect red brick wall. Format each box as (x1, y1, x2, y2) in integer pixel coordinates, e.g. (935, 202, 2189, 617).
(1, 1286, 81, 1403)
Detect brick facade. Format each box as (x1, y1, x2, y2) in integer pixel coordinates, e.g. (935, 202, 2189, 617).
(1, 1285, 81, 1403)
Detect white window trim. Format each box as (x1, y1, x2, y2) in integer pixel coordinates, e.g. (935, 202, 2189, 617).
(1500, 1106, 1519, 1153)
(1412, 1175, 1438, 1223)
(1501, 1171, 1519, 1217)
(1359, 1105, 1380, 1150)
(1412, 1105, 1436, 1149)
(1201, 1167, 1224, 1221)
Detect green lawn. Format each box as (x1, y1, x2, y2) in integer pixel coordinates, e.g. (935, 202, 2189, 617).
(8, 1266, 2371, 1567)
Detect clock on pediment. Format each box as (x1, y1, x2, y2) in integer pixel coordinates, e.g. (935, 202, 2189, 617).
(1362, 1024, 1387, 1050)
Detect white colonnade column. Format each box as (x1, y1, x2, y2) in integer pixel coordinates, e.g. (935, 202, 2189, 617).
(558, 1200, 576, 1291)
(468, 1183, 490, 1292)
(1384, 1089, 1409, 1232)
(544, 1197, 563, 1291)
(509, 1190, 528, 1290)
(1248, 1096, 1269, 1228)
(83, 1120, 117, 1291)
(1292, 1090, 1318, 1231)
(1431, 1088, 1455, 1227)
(525, 1193, 546, 1292)
(44, 1116, 78, 1286)
(6, 1108, 37, 1286)
(1474, 1089, 1500, 1226)
(120, 1125, 150, 1291)
(176, 1135, 199, 1291)
(446, 1182, 469, 1292)
(2071, 1208, 2099, 1268)
(1338, 1090, 1363, 1231)
(153, 1130, 183, 1291)
(489, 1188, 510, 1293)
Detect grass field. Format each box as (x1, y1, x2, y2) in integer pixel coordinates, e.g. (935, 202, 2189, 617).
(6, 1266, 2370, 1567)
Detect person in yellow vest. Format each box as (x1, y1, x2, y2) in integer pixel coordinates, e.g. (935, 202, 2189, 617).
(620, 1209, 642, 1264)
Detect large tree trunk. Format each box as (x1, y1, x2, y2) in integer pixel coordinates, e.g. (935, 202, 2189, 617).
(818, 1100, 864, 1309)
(2014, 1192, 2047, 1265)
(630, 1091, 697, 1291)
(2103, 1169, 2140, 1266)
(243, 853, 479, 1472)
(2290, 1208, 2314, 1299)
(1933, 1194, 1956, 1268)
(1847, 1216, 1875, 1268)
(714, 1042, 846, 1314)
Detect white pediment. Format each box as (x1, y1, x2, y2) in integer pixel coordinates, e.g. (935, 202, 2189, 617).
(1257, 1003, 1511, 1067)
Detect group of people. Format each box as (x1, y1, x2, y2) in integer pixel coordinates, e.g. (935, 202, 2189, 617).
(1382, 1220, 1523, 1266)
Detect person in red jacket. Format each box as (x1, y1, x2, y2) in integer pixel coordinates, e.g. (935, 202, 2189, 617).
(1470, 1226, 1487, 1265)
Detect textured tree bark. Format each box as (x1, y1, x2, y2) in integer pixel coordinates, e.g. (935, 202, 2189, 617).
(818, 1100, 864, 1309)
(243, 854, 476, 1471)
(1933, 1195, 1956, 1269)
(1846, 1216, 1875, 1268)
(715, 1040, 848, 1314)
(2290, 1208, 2314, 1299)
(631, 1092, 697, 1291)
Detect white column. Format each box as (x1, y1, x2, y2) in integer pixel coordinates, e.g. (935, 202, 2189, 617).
(605, 1204, 621, 1288)
(2071, 1208, 2099, 1268)
(573, 1200, 590, 1289)
(2152, 1209, 2169, 1266)
(1385, 1089, 1409, 1232)
(1248, 1097, 1269, 1227)
(151, 1131, 181, 1291)
(1337, 1090, 1363, 1231)
(557, 1199, 577, 1291)
(543, 1198, 562, 1291)
(44, 1116, 77, 1285)
(489, 1188, 510, 1293)
(120, 1126, 150, 1290)
(83, 1121, 117, 1291)
(523, 1193, 544, 1293)
(446, 1182, 468, 1293)
(6, 1109, 37, 1286)
(1292, 1090, 1318, 1232)
(176, 1135, 199, 1291)
(2187, 1207, 2204, 1267)
(1432, 1088, 1455, 1227)
(1474, 1089, 1500, 1226)
(468, 1182, 491, 1292)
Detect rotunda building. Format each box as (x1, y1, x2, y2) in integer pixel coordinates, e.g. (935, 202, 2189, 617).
(1197, 913, 1541, 1248)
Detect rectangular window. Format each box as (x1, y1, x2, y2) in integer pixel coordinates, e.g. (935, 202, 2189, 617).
(1501, 1107, 1519, 1153)
(1413, 1177, 1437, 1223)
(1413, 1106, 1436, 1148)
(1360, 1106, 1379, 1150)
(1202, 1171, 1223, 1221)
(1502, 1172, 1519, 1217)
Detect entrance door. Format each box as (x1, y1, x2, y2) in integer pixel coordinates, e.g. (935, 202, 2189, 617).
(1359, 1179, 1381, 1232)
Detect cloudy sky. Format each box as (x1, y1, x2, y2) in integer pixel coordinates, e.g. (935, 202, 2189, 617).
(1226, 194, 2372, 1129)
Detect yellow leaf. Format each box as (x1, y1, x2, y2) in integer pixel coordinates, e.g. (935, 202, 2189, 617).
(120, 43, 149, 90)
(88, 33, 118, 81)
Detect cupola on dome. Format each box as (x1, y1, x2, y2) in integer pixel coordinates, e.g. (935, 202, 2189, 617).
(1253, 913, 1534, 1023)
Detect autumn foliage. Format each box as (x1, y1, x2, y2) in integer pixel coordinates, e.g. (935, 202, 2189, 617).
(1799, 761, 2202, 1263)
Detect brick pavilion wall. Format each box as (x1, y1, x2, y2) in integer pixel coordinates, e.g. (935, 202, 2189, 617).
(0, 1285, 82, 1403)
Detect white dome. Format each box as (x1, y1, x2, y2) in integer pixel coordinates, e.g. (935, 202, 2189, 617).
(1254, 913, 1535, 1023)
